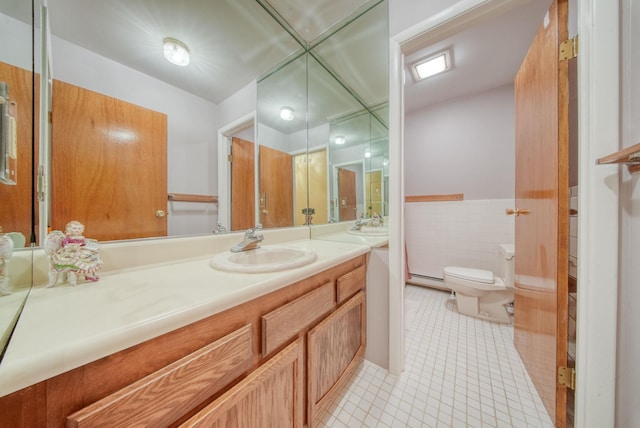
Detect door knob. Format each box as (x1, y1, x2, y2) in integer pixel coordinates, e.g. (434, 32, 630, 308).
(505, 208, 531, 216)
(262, 209, 268, 215)
(155, 210, 166, 218)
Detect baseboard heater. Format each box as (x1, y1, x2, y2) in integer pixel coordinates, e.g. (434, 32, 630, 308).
(406, 273, 451, 291)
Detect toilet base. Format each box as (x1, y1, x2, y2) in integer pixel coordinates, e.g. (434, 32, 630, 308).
(454, 293, 512, 324)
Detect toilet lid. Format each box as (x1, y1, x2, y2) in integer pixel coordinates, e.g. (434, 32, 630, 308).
(444, 267, 495, 284)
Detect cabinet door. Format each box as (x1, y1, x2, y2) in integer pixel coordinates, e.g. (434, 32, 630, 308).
(307, 291, 366, 425)
(181, 337, 304, 428)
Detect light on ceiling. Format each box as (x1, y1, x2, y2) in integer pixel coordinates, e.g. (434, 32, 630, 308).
(334, 135, 346, 145)
(365, 150, 371, 158)
(280, 106, 295, 121)
(411, 49, 451, 81)
(163, 38, 190, 66)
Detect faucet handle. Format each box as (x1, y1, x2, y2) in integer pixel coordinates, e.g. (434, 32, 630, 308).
(255, 223, 263, 230)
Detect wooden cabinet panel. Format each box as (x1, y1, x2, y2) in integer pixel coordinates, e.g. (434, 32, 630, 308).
(181, 337, 304, 428)
(67, 325, 253, 428)
(307, 291, 366, 426)
(336, 264, 366, 304)
(261, 281, 334, 357)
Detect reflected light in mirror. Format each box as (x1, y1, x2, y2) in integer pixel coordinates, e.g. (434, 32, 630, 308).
(279, 106, 295, 121)
(364, 150, 371, 158)
(334, 135, 345, 145)
(163, 38, 190, 66)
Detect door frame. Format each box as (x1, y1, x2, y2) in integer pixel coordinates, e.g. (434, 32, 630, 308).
(389, 0, 619, 426)
(217, 112, 256, 231)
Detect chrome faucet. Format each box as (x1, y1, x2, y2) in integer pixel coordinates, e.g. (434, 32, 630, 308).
(231, 228, 264, 252)
(213, 222, 227, 234)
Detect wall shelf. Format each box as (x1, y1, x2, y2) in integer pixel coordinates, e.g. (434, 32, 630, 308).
(596, 143, 640, 173)
(168, 193, 218, 203)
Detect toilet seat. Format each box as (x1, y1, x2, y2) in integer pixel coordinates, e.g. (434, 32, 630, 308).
(444, 267, 494, 284)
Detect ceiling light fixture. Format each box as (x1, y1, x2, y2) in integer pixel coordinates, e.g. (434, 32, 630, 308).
(365, 150, 372, 158)
(280, 106, 295, 121)
(334, 135, 346, 145)
(411, 49, 452, 81)
(163, 38, 190, 66)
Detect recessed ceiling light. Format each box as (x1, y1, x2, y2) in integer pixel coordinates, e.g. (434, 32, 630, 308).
(411, 49, 452, 81)
(163, 38, 190, 66)
(365, 150, 371, 158)
(280, 106, 295, 121)
(334, 135, 346, 145)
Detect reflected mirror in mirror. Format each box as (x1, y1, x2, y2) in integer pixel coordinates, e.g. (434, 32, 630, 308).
(0, 0, 39, 360)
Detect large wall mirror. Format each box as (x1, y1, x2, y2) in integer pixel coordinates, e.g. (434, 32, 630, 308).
(0, 0, 388, 359)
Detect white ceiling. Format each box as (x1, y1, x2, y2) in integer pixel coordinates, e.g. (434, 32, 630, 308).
(403, 0, 551, 114)
(2, 0, 550, 120)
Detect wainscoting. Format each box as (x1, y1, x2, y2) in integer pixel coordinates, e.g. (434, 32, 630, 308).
(405, 199, 515, 280)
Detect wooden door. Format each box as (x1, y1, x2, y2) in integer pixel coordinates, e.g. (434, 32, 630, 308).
(365, 170, 383, 217)
(294, 150, 328, 226)
(513, 0, 569, 426)
(231, 137, 255, 231)
(259, 145, 293, 228)
(0, 62, 36, 246)
(338, 168, 357, 221)
(51, 81, 167, 242)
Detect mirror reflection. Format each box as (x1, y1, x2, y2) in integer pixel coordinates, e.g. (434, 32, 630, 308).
(0, 0, 388, 359)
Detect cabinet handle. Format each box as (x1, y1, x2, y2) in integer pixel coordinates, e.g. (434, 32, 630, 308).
(505, 208, 531, 216)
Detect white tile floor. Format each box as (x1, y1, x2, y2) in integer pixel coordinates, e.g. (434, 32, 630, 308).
(317, 285, 554, 428)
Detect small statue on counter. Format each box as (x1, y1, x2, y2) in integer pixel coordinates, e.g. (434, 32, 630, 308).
(0, 228, 14, 296)
(45, 220, 103, 287)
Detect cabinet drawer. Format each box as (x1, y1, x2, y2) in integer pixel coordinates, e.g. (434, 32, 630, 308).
(336, 264, 366, 304)
(181, 337, 305, 428)
(262, 281, 334, 357)
(67, 324, 253, 428)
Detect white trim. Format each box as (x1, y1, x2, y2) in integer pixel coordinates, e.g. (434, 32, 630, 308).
(575, 0, 618, 426)
(217, 112, 256, 230)
(388, 39, 404, 376)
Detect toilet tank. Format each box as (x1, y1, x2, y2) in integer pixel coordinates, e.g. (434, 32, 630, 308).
(499, 244, 515, 288)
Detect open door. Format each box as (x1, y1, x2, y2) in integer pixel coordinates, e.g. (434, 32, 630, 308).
(259, 145, 293, 228)
(513, 0, 569, 426)
(338, 168, 357, 221)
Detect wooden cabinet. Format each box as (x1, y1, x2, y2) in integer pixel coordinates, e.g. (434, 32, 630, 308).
(308, 292, 366, 425)
(0, 254, 367, 428)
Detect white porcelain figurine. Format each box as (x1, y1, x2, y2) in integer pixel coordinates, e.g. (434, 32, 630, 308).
(45, 220, 103, 287)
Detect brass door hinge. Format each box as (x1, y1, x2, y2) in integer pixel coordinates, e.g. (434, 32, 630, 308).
(48, 111, 52, 123)
(558, 366, 576, 390)
(559, 36, 578, 61)
(227, 154, 233, 162)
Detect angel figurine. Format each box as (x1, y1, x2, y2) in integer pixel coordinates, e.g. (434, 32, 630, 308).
(45, 220, 103, 287)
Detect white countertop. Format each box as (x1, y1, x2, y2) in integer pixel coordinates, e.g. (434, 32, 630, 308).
(0, 238, 372, 397)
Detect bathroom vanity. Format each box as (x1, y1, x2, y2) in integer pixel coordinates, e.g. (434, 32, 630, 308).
(0, 230, 374, 428)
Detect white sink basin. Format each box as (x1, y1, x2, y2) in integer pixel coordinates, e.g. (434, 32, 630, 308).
(348, 226, 388, 236)
(210, 246, 317, 273)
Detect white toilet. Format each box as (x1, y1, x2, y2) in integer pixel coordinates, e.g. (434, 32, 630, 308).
(444, 244, 515, 323)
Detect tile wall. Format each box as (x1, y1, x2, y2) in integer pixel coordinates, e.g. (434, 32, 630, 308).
(405, 200, 515, 279)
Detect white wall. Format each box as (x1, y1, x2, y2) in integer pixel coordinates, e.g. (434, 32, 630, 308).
(617, 0, 640, 425)
(404, 84, 515, 199)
